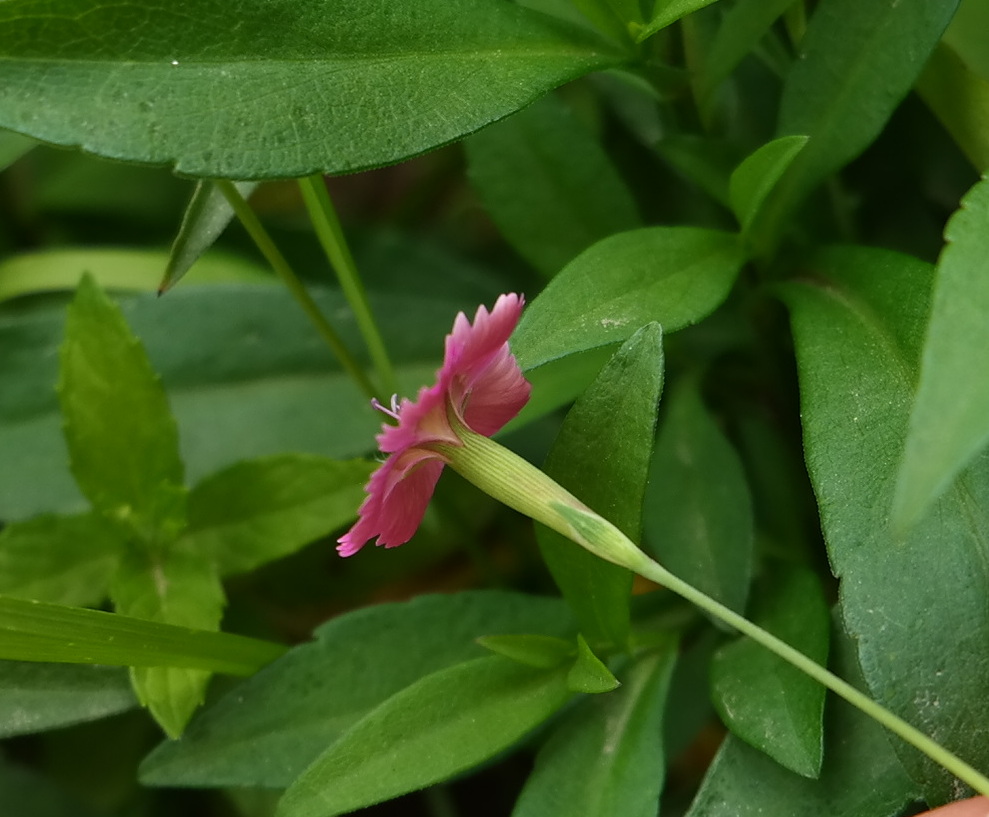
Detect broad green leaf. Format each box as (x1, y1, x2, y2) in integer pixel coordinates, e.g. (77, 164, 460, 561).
(633, 0, 721, 42)
(685, 618, 919, 817)
(0, 596, 284, 673)
(0, 128, 35, 171)
(729, 135, 809, 235)
(110, 545, 226, 738)
(697, 0, 797, 100)
(140, 591, 575, 788)
(567, 635, 620, 693)
(0, 248, 271, 304)
(59, 274, 186, 543)
(538, 325, 664, 649)
(513, 227, 744, 370)
(466, 92, 640, 277)
(0, 0, 624, 179)
(643, 377, 754, 616)
(0, 514, 123, 606)
(758, 0, 959, 238)
(160, 181, 259, 293)
(182, 454, 374, 576)
(894, 176, 989, 530)
(278, 656, 572, 817)
(782, 245, 989, 802)
(514, 644, 676, 817)
(0, 755, 101, 817)
(0, 660, 136, 738)
(917, 44, 989, 173)
(477, 634, 575, 669)
(711, 565, 829, 778)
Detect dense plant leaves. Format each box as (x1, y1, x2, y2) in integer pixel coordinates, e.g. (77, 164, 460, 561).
(782, 245, 989, 802)
(513, 227, 743, 369)
(634, 0, 721, 42)
(686, 618, 919, 817)
(0, 514, 122, 607)
(711, 565, 830, 778)
(160, 181, 259, 293)
(760, 0, 960, 236)
(0, 596, 284, 673)
(0, 0, 624, 179)
(110, 547, 226, 738)
(643, 378, 754, 617)
(538, 325, 664, 649)
(514, 643, 677, 817)
(465, 92, 640, 277)
(140, 591, 575, 788)
(894, 176, 989, 530)
(59, 274, 186, 542)
(278, 656, 572, 817)
(0, 660, 136, 738)
(182, 454, 373, 576)
(729, 135, 808, 235)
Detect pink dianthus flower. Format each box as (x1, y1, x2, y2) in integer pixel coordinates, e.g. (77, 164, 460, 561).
(337, 293, 531, 556)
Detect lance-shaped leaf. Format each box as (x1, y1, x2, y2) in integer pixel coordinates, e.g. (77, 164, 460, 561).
(513, 227, 744, 370)
(782, 245, 989, 803)
(538, 324, 664, 650)
(465, 92, 640, 277)
(0, 0, 625, 179)
(729, 135, 809, 236)
(278, 656, 572, 817)
(894, 175, 989, 531)
(633, 0, 722, 43)
(513, 642, 677, 817)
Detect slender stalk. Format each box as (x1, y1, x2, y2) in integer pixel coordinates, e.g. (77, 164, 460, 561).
(298, 175, 397, 396)
(214, 180, 377, 401)
(446, 429, 989, 797)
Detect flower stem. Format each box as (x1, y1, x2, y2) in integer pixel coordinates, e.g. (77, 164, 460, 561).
(214, 180, 378, 401)
(446, 428, 989, 797)
(297, 175, 397, 396)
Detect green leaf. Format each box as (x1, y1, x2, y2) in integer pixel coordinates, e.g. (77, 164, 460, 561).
(643, 377, 754, 616)
(759, 0, 959, 236)
(711, 565, 830, 778)
(0, 0, 624, 179)
(513, 227, 744, 370)
(894, 176, 989, 530)
(465, 92, 640, 277)
(0, 596, 285, 674)
(0, 754, 101, 817)
(729, 135, 809, 235)
(538, 325, 665, 649)
(514, 644, 677, 817)
(567, 634, 620, 693)
(59, 274, 186, 543)
(0, 248, 271, 304)
(633, 0, 722, 42)
(140, 591, 575, 788)
(476, 634, 575, 669)
(943, 0, 989, 81)
(0, 660, 137, 738)
(0, 128, 35, 171)
(655, 135, 737, 207)
(160, 181, 259, 294)
(685, 618, 919, 817)
(0, 514, 123, 606)
(917, 43, 989, 173)
(781, 245, 989, 802)
(110, 546, 226, 737)
(183, 454, 374, 576)
(278, 656, 572, 817)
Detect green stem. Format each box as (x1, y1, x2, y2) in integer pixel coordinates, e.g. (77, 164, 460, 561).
(214, 180, 377, 401)
(445, 429, 989, 797)
(298, 175, 397, 396)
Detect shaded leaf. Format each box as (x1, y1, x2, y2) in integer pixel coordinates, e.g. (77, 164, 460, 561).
(140, 591, 575, 788)
(513, 227, 743, 370)
(466, 92, 640, 277)
(476, 634, 575, 669)
(634, 0, 721, 43)
(729, 135, 809, 235)
(0, 0, 624, 178)
(711, 565, 829, 778)
(894, 176, 989, 530)
(278, 657, 572, 817)
(0, 128, 35, 171)
(514, 643, 677, 817)
(538, 325, 664, 649)
(0, 755, 101, 817)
